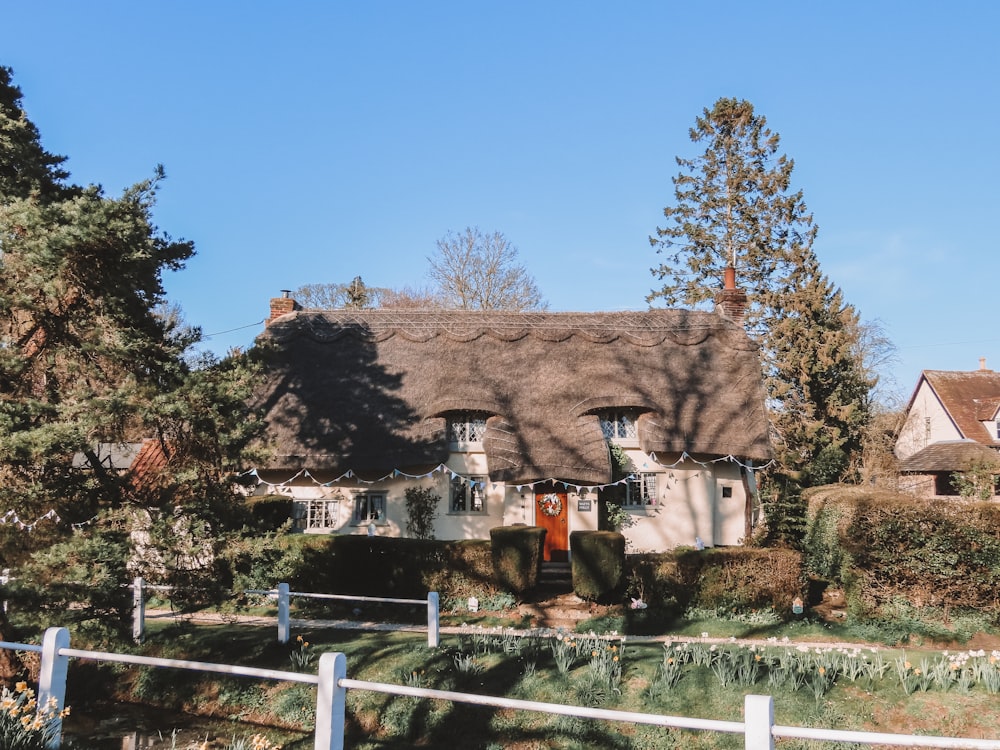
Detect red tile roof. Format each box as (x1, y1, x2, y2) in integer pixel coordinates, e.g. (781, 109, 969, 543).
(127, 439, 170, 490)
(921, 370, 1000, 445)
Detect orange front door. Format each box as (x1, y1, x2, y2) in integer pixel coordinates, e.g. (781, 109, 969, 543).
(536, 491, 569, 561)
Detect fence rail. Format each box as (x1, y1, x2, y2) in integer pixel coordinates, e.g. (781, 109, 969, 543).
(129, 579, 440, 647)
(9, 627, 1000, 750)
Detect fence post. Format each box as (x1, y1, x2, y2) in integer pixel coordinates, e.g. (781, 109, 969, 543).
(744, 694, 775, 750)
(277, 582, 290, 644)
(132, 576, 145, 644)
(427, 592, 439, 648)
(314, 652, 347, 750)
(38, 626, 70, 750)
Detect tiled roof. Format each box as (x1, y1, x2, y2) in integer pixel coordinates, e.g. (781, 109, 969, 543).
(899, 440, 1000, 473)
(922, 370, 1000, 445)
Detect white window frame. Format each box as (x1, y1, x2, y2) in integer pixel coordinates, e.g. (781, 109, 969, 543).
(624, 473, 657, 507)
(448, 411, 488, 449)
(449, 475, 487, 514)
(306, 497, 339, 530)
(292, 496, 341, 531)
(600, 409, 640, 444)
(352, 492, 386, 525)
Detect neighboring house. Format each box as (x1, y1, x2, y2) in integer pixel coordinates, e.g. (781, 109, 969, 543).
(895, 364, 1000, 498)
(249, 278, 771, 558)
(72, 442, 146, 472)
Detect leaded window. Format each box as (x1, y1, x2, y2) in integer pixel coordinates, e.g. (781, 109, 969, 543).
(292, 496, 341, 531)
(305, 498, 338, 529)
(600, 410, 639, 442)
(448, 412, 488, 446)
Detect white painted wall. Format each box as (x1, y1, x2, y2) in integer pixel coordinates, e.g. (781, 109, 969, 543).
(895, 379, 962, 459)
(254, 451, 754, 551)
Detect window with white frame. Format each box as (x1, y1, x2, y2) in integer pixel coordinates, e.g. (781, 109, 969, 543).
(624, 473, 657, 507)
(600, 410, 639, 443)
(448, 411, 488, 447)
(352, 492, 386, 524)
(450, 475, 487, 514)
(304, 497, 339, 530)
(291, 495, 342, 531)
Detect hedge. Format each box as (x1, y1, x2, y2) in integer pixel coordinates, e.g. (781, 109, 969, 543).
(624, 547, 804, 615)
(805, 487, 1000, 619)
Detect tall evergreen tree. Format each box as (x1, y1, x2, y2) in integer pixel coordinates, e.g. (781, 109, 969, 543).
(0, 67, 262, 636)
(650, 97, 874, 485)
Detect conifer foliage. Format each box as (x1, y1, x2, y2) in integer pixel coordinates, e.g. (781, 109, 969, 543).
(650, 98, 875, 488)
(0, 67, 262, 633)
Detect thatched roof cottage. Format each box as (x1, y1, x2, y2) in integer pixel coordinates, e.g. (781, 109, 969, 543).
(250, 282, 771, 557)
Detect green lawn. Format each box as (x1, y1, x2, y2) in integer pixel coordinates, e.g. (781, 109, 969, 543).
(51, 617, 1000, 750)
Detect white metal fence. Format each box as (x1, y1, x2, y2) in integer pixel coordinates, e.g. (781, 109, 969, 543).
(130, 578, 440, 647)
(7, 627, 1000, 750)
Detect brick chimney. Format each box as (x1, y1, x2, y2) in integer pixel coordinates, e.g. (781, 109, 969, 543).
(714, 266, 747, 326)
(267, 290, 301, 326)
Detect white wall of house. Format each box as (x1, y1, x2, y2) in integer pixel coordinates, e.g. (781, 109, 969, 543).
(896, 379, 962, 459)
(614, 452, 749, 551)
(255, 451, 753, 551)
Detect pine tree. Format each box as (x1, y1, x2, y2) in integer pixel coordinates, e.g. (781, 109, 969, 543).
(650, 97, 875, 485)
(765, 256, 874, 483)
(0, 67, 262, 634)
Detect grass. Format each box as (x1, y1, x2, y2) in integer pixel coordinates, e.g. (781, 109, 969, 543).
(10, 596, 1000, 749)
(35, 615, 1000, 750)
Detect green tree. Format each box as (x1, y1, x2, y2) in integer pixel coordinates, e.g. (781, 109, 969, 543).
(0, 67, 263, 634)
(649, 98, 875, 485)
(430, 227, 546, 311)
(766, 255, 875, 483)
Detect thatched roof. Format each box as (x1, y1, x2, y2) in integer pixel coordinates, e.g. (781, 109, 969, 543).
(252, 308, 771, 484)
(899, 440, 1000, 473)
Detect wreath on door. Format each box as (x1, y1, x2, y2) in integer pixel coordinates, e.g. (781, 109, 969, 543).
(538, 493, 563, 517)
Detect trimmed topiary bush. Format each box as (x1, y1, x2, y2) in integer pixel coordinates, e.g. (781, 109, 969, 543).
(570, 530, 626, 602)
(490, 526, 545, 595)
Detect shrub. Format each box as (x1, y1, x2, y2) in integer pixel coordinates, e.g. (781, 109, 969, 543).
(804, 487, 1000, 623)
(490, 526, 545, 595)
(570, 531, 625, 602)
(293, 536, 509, 601)
(404, 486, 440, 540)
(624, 547, 804, 618)
(244, 495, 293, 531)
(9, 530, 132, 641)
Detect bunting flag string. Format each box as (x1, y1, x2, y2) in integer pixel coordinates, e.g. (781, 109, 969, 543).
(240, 451, 771, 495)
(646, 451, 775, 472)
(0, 508, 61, 532)
(244, 462, 665, 495)
(69, 514, 100, 530)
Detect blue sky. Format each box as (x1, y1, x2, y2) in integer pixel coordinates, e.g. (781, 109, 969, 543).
(3, 2, 997, 404)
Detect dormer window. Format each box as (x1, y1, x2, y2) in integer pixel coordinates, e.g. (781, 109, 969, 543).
(600, 410, 639, 443)
(448, 411, 488, 448)
(995, 420, 1000, 440)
